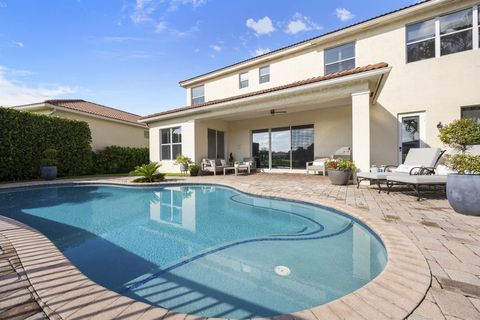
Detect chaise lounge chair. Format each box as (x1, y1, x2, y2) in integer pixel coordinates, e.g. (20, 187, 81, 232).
(386, 174, 447, 201)
(356, 148, 445, 192)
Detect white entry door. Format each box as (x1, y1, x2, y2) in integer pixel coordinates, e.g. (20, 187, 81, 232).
(397, 112, 426, 163)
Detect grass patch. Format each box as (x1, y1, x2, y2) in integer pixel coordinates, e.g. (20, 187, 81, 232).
(164, 173, 190, 177)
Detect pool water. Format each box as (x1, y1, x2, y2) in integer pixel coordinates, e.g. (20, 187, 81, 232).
(0, 184, 387, 319)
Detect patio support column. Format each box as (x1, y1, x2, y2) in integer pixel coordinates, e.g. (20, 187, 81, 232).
(351, 90, 371, 172)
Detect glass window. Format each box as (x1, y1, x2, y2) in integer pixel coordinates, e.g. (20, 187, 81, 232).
(144, 130, 149, 139)
(461, 106, 480, 123)
(440, 8, 473, 56)
(239, 72, 248, 89)
(324, 42, 355, 74)
(160, 127, 181, 160)
(406, 19, 436, 63)
(191, 85, 205, 105)
(291, 125, 314, 169)
(259, 66, 270, 84)
(207, 129, 225, 159)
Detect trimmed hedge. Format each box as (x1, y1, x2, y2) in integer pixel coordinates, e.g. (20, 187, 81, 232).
(93, 146, 149, 174)
(0, 108, 93, 181)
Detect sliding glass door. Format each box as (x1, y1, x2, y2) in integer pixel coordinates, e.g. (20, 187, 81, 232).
(291, 125, 314, 169)
(271, 127, 291, 169)
(252, 129, 269, 168)
(208, 129, 225, 159)
(252, 124, 314, 169)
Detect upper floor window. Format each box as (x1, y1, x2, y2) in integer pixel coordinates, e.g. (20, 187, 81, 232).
(191, 85, 205, 105)
(239, 72, 249, 89)
(406, 19, 436, 63)
(440, 8, 473, 56)
(407, 6, 478, 63)
(259, 66, 270, 84)
(461, 106, 480, 123)
(324, 42, 355, 74)
(161, 127, 182, 160)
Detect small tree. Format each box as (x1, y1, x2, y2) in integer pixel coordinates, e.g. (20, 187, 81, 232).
(439, 119, 480, 174)
(439, 119, 480, 153)
(41, 148, 58, 167)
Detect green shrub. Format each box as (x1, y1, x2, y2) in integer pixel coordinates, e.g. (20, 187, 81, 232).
(439, 119, 480, 152)
(445, 154, 480, 174)
(439, 118, 480, 174)
(0, 108, 92, 181)
(325, 159, 356, 171)
(129, 162, 165, 183)
(93, 146, 149, 174)
(41, 148, 58, 167)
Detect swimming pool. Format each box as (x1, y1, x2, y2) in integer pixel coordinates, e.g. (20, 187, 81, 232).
(0, 184, 387, 319)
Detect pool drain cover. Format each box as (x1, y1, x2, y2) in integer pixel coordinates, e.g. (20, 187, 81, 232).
(274, 265, 291, 276)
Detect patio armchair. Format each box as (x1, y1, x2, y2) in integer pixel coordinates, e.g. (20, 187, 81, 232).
(356, 148, 445, 192)
(306, 146, 352, 175)
(201, 158, 228, 176)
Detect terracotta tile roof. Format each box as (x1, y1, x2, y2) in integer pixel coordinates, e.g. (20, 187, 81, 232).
(19, 99, 145, 126)
(179, 1, 428, 84)
(142, 62, 389, 121)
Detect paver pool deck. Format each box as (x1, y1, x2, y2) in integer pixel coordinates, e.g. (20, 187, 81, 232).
(0, 173, 479, 319)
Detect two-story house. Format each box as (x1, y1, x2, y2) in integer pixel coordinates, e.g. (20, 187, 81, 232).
(140, 0, 480, 173)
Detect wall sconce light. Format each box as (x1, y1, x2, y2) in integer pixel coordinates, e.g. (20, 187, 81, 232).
(437, 122, 443, 129)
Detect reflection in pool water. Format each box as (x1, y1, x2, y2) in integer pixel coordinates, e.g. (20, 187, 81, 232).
(0, 184, 387, 319)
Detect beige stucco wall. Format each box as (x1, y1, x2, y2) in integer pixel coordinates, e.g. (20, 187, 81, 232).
(176, 0, 480, 167)
(28, 109, 149, 151)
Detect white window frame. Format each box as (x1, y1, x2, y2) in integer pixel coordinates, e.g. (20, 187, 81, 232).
(191, 85, 205, 105)
(406, 5, 479, 63)
(324, 42, 356, 74)
(160, 127, 182, 160)
(259, 66, 270, 84)
(239, 72, 248, 89)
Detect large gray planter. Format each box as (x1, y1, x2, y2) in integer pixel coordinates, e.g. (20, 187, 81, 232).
(41, 166, 57, 180)
(447, 174, 480, 215)
(327, 169, 351, 185)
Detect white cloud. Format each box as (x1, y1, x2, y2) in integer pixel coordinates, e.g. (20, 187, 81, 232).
(254, 48, 270, 56)
(0, 66, 74, 107)
(168, 0, 207, 11)
(285, 13, 321, 34)
(246, 16, 275, 36)
(210, 44, 222, 52)
(11, 41, 24, 48)
(154, 20, 167, 32)
(130, 0, 159, 24)
(335, 8, 354, 22)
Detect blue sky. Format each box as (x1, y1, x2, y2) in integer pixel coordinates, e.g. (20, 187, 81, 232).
(0, 0, 416, 115)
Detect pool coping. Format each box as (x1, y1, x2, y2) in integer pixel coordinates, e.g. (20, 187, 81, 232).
(0, 178, 432, 320)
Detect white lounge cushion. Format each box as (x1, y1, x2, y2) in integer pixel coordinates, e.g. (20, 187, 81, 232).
(387, 175, 447, 184)
(392, 164, 421, 173)
(313, 159, 327, 166)
(404, 148, 442, 167)
(209, 160, 216, 167)
(356, 171, 406, 180)
(220, 159, 226, 166)
(436, 165, 457, 175)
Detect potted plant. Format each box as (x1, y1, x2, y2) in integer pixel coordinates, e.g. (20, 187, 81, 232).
(40, 148, 58, 180)
(175, 155, 193, 173)
(229, 152, 234, 164)
(325, 159, 356, 185)
(439, 119, 480, 215)
(189, 163, 200, 176)
(129, 162, 165, 182)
